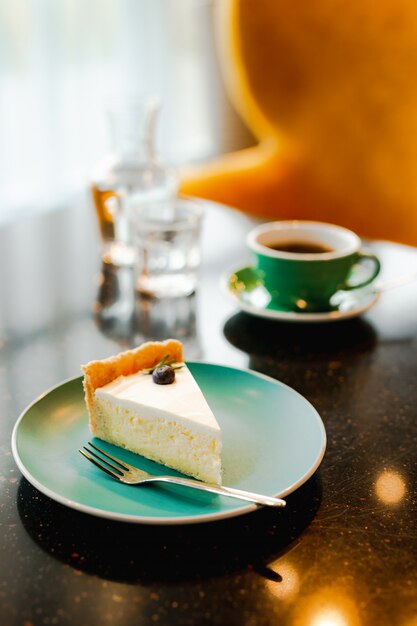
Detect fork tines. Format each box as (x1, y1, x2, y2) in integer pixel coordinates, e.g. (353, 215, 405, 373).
(79, 442, 129, 479)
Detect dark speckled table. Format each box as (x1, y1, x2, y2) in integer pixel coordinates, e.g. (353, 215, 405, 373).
(1, 202, 416, 626)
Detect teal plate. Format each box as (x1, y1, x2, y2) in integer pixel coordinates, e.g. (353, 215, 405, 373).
(11, 363, 326, 525)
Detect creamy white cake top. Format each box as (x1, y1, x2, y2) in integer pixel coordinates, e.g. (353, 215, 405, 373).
(95, 363, 221, 439)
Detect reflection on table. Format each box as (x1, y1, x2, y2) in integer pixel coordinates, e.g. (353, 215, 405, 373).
(93, 261, 201, 358)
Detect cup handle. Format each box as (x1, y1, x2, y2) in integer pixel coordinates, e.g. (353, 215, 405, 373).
(340, 252, 381, 291)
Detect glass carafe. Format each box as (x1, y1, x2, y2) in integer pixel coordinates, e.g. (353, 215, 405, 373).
(91, 96, 178, 266)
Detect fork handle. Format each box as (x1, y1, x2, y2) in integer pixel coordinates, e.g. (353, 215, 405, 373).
(152, 476, 286, 508)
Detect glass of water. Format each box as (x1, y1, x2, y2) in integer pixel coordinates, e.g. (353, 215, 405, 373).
(130, 197, 204, 298)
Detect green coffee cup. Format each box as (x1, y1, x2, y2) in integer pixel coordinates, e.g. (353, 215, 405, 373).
(247, 221, 381, 312)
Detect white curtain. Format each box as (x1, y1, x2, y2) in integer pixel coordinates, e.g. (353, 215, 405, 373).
(0, 0, 242, 223)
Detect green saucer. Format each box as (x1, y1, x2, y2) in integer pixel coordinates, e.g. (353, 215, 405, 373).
(222, 265, 380, 323)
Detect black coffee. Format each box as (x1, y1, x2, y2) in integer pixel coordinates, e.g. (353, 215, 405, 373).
(268, 240, 334, 254)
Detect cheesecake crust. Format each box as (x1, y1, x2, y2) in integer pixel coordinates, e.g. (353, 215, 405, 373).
(81, 339, 183, 432)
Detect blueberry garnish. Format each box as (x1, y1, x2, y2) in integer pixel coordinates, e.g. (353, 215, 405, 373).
(152, 364, 175, 385)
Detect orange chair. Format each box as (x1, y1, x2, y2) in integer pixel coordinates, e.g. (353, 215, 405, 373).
(180, 0, 417, 245)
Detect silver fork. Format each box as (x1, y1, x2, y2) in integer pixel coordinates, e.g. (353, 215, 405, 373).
(79, 441, 286, 508)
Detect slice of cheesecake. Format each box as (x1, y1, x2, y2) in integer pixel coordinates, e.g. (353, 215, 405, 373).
(82, 340, 222, 484)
